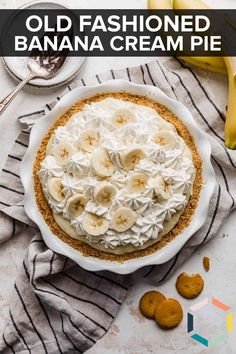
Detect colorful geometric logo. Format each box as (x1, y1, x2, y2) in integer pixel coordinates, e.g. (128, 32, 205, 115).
(187, 297, 233, 348)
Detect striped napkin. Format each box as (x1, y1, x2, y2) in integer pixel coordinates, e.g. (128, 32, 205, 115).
(0, 57, 235, 353)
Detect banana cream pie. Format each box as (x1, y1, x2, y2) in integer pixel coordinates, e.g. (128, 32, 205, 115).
(34, 92, 202, 260)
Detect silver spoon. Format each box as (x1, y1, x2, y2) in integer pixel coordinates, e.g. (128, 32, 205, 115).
(0, 54, 66, 116)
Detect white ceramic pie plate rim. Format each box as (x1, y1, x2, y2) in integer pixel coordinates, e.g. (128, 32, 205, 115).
(20, 79, 216, 274)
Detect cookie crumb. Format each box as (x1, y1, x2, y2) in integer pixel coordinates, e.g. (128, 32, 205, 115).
(203, 256, 210, 272)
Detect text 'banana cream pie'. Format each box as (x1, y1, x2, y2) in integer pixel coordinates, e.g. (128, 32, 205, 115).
(34, 92, 202, 260)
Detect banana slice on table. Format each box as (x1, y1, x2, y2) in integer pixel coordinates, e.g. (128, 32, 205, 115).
(121, 147, 145, 170)
(112, 109, 135, 127)
(79, 129, 99, 152)
(94, 181, 117, 207)
(82, 212, 109, 236)
(52, 142, 75, 165)
(48, 177, 64, 201)
(110, 207, 137, 232)
(66, 194, 87, 217)
(91, 148, 115, 177)
(152, 130, 177, 150)
(152, 176, 171, 201)
(128, 173, 149, 193)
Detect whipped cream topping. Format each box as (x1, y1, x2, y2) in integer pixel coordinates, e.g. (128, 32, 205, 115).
(65, 152, 91, 177)
(61, 174, 83, 198)
(39, 98, 195, 249)
(38, 156, 64, 184)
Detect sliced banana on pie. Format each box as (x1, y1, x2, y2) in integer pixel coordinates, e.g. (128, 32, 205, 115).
(91, 147, 115, 177)
(66, 194, 87, 217)
(52, 142, 75, 165)
(79, 129, 99, 153)
(112, 109, 135, 127)
(152, 130, 177, 150)
(128, 173, 149, 193)
(110, 207, 137, 232)
(121, 146, 145, 170)
(94, 181, 117, 207)
(82, 212, 109, 236)
(48, 177, 64, 201)
(152, 175, 171, 201)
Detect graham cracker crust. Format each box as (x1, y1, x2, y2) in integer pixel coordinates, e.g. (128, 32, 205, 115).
(33, 92, 202, 262)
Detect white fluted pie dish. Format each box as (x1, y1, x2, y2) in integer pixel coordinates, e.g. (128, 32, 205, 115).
(20, 80, 215, 274)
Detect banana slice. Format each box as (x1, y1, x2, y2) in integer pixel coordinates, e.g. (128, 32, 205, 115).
(152, 130, 177, 150)
(112, 109, 135, 127)
(91, 148, 115, 177)
(52, 142, 75, 165)
(66, 194, 87, 217)
(110, 207, 137, 232)
(128, 173, 149, 193)
(152, 175, 171, 201)
(121, 147, 145, 170)
(48, 177, 64, 201)
(82, 212, 109, 236)
(94, 181, 117, 207)
(79, 129, 99, 152)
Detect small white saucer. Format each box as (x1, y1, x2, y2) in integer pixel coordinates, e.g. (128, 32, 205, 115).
(2, 1, 85, 88)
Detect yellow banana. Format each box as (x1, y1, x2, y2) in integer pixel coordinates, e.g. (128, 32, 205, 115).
(173, 0, 236, 148)
(224, 58, 236, 149)
(148, 0, 227, 75)
(173, 0, 226, 73)
(148, 0, 172, 9)
(173, 0, 208, 10)
(178, 56, 227, 74)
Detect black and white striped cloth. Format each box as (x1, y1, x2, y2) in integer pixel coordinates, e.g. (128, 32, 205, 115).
(0, 57, 235, 353)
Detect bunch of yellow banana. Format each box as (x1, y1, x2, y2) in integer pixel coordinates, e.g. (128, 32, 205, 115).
(148, 0, 236, 149)
(148, 0, 227, 74)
